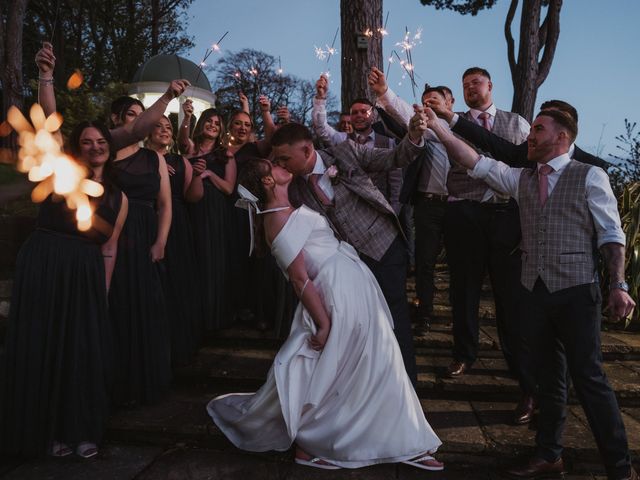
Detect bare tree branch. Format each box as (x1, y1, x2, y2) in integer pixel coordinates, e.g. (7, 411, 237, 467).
(504, 0, 519, 78)
(536, 0, 562, 88)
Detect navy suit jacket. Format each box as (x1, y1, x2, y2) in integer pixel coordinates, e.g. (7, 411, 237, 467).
(452, 114, 609, 170)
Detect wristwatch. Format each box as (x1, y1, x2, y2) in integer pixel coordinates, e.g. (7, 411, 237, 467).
(610, 281, 629, 292)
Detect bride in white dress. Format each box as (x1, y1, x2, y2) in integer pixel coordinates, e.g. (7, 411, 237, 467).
(207, 158, 443, 471)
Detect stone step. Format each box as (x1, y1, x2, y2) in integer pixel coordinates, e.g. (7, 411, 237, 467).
(104, 387, 640, 476)
(207, 324, 640, 361)
(173, 345, 640, 406)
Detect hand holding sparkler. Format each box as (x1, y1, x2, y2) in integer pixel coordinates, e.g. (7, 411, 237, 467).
(164, 79, 190, 103)
(408, 104, 429, 143)
(276, 105, 290, 124)
(315, 75, 328, 99)
(182, 99, 194, 118)
(368, 67, 388, 97)
(258, 95, 271, 113)
(239, 91, 249, 114)
(35, 42, 56, 78)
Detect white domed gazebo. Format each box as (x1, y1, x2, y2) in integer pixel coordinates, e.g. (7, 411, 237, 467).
(128, 54, 216, 119)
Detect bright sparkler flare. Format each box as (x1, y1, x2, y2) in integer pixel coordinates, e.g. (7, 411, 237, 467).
(314, 45, 327, 61)
(277, 68, 283, 75)
(212, 43, 221, 52)
(248, 67, 258, 76)
(7, 104, 103, 231)
(364, 28, 373, 37)
(378, 27, 389, 36)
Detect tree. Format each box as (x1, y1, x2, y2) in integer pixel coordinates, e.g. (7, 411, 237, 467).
(609, 119, 640, 197)
(211, 49, 337, 134)
(340, 0, 383, 110)
(20, 0, 194, 94)
(419, 0, 563, 122)
(0, 0, 29, 122)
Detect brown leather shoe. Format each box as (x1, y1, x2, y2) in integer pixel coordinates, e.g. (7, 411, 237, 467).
(445, 360, 468, 378)
(513, 394, 536, 425)
(505, 456, 565, 479)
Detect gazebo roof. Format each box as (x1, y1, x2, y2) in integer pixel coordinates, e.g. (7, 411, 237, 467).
(131, 54, 212, 91)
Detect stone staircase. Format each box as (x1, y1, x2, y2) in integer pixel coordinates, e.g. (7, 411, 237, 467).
(1, 270, 640, 478)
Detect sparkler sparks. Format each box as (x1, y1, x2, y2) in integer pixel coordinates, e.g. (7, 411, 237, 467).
(7, 104, 104, 231)
(314, 27, 339, 76)
(193, 31, 229, 89)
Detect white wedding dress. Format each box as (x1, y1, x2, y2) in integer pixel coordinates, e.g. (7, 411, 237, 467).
(207, 206, 441, 467)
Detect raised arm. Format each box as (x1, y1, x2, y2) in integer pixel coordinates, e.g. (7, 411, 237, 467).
(259, 95, 277, 141)
(111, 79, 190, 151)
(356, 107, 427, 172)
(368, 67, 413, 126)
(312, 75, 347, 146)
(178, 99, 196, 155)
(35, 42, 57, 117)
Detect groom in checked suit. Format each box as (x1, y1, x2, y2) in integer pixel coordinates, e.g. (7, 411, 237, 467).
(270, 112, 429, 387)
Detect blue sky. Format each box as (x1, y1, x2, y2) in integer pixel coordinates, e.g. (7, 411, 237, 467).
(185, 0, 640, 160)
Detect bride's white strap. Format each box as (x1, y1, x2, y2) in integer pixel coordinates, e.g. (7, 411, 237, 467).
(234, 184, 260, 256)
(235, 185, 291, 256)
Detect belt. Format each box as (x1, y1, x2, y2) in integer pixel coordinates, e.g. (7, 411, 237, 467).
(416, 192, 448, 202)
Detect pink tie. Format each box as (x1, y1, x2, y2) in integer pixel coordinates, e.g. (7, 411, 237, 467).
(478, 112, 491, 130)
(538, 164, 554, 206)
(308, 173, 332, 206)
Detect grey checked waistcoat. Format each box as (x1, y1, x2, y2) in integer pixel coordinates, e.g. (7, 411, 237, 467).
(447, 109, 528, 201)
(519, 160, 598, 292)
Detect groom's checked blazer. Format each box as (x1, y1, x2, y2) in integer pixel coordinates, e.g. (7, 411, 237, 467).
(288, 136, 428, 261)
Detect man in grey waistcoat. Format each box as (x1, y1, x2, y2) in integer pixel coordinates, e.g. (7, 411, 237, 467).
(271, 111, 430, 387)
(424, 106, 637, 480)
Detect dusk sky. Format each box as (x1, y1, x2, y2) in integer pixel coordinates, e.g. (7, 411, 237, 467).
(185, 0, 640, 161)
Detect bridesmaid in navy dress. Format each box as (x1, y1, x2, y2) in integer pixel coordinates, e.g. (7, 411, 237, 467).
(180, 106, 238, 331)
(146, 115, 203, 364)
(0, 121, 128, 458)
(108, 97, 173, 406)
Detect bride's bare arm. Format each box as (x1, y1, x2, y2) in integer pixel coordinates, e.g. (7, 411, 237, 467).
(287, 253, 331, 349)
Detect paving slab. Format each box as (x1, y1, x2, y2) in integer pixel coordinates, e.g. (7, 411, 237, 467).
(421, 399, 487, 454)
(136, 447, 286, 480)
(0, 444, 162, 480)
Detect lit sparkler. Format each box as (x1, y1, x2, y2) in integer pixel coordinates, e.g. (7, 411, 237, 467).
(314, 27, 339, 76)
(193, 31, 229, 88)
(6, 104, 104, 231)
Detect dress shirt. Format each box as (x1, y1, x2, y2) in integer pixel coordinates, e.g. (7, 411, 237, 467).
(376, 87, 449, 195)
(305, 151, 335, 201)
(312, 97, 348, 145)
(469, 153, 625, 247)
(450, 108, 531, 142)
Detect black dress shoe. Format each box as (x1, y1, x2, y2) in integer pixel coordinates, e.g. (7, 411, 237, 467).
(513, 394, 536, 425)
(445, 360, 468, 378)
(505, 456, 565, 479)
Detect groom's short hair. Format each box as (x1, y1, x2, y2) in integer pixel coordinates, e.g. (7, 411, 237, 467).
(271, 123, 313, 146)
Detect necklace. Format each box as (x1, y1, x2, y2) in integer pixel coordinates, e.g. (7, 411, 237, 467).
(259, 205, 292, 214)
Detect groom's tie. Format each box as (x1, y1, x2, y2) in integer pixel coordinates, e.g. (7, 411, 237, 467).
(308, 174, 332, 206)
